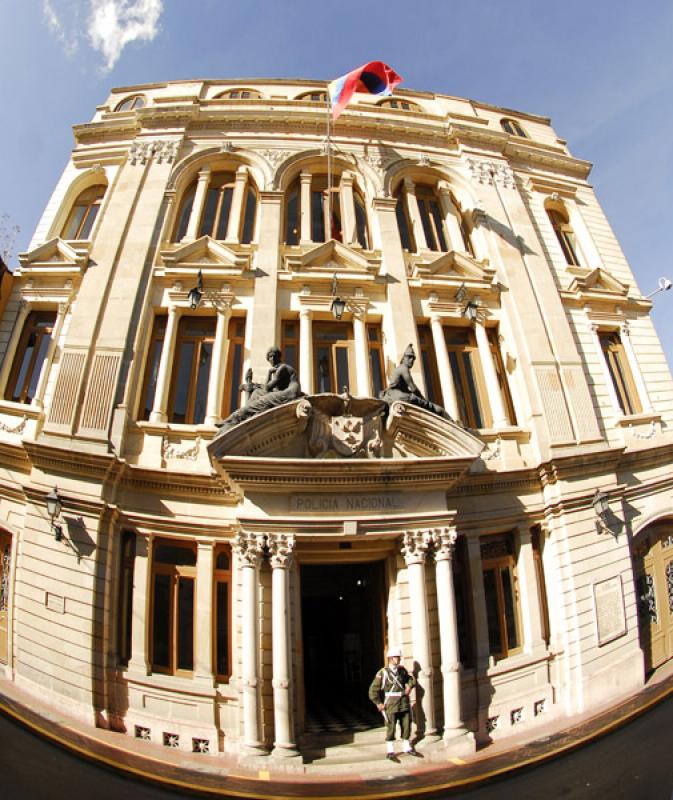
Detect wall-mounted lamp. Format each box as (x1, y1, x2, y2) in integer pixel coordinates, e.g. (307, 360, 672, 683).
(455, 283, 467, 303)
(645, 277, 672, 300)
(188, 270, 204, 309)
(46, 487, 64, 541)
(463, 299, 479, 322)
(593, 488, 611, 535)
(330, 273, 346, 321)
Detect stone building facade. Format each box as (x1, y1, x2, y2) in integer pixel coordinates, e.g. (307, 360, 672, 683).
(0, 78, 672, 762)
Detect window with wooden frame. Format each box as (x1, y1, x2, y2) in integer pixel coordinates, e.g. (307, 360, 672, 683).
(115, 94, 146, 111)
(487, 327, 517, 425)
(417, 325, 443, 407)
(117, 531, 136, 666)
(221, 317, 246, 418)
(61, 185, 106, 240)
(394, 186, 415, 251)
(481, 533, 522, 659)
(547, 207, 581, 266)
(4, 310, 57, 404)
(139, 314, 167, 420)
(416, 185, 448, 253)
(311, 177, 342, 243)
(531, 527, 550, 646)
(599, 331, 642, 415)
(453, 535, 475, 668)
(199, 172, 235, 240)
(313, 321, 355, 394)
(444, 326, 490, 428)
(285, 182, 300, 245)
(213, 545, 232, 681)
(353, 190, 370, 249)
(379, 98, 420, 111)
(500, 118, 527, 137)
(168, 316, 216, 424)
(367, 324, 385, 397)
(281, 318, 300, 374)
(296, 91, 328, 102)
(216, 89, 261, 100)
(151, 539, 196, 675)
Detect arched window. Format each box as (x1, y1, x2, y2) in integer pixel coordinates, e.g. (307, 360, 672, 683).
(296, 91, 329, 102)
(115, 95, 146, 112)
(547, 207, 580, 266)
(215, 88, 261, 100)
(379, 98, 420, 112)
(501, 118, 527, 137)
(394, 181, 447, 253)
(61, 184, 106, 240)
(200, 172, 236, 240)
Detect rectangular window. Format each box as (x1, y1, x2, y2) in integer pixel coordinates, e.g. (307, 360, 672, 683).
(417, 325, 443, 407)
(445, 327, 490, 428)
(395, 192, 414, 251)
(213, 546, 232, 681)
(481, 533, 522, 660)
(531, 527, 550, 646)
(367, 324, 385, 397)
(281, 318, 300, 375)
(285, 188, 299, 245)
(599, 331, 642, 415)
(313, 321, 354, 394)
(488, 328, 517, 425)
(311, 190, 326, 242)
(453, 536, 474, 668)
(151, 539, 197, 675)
(139, 314, 167, 420)
(417, 188, 448, 252)
(222, 317, 246, 417)
(168, 316, 216, 424)
(5, 310, 57, 404)
(117, 531, 136, 665)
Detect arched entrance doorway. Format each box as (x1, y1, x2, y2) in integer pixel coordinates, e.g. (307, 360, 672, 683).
(633, 521, 673, 672)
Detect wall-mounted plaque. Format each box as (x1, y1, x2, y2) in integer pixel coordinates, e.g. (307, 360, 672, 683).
(593, 576, 627, 646)
(45, 592, 65, 614)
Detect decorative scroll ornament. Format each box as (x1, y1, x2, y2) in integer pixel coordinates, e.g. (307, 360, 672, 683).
(432, 527, 458, 561)
(637, 573, 657, 625)
(402, 529, 433, 565)
(0, 415, 27, 435)
(467, 158, 516, 189)
(234, 531, 266, 568)
(0, 542, 10, 613)
(162, 434, 201, 462)
(267, 533, 296, 569)
(629, 420, 657, 440)
(259, 149, 292, 169)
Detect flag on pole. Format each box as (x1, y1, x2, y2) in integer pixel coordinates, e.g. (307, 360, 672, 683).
(328, 61, 402, 121)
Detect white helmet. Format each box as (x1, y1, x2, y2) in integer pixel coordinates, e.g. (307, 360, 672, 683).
(387, 646, 402, 658)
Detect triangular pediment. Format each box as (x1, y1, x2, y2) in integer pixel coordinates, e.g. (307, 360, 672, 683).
(410, 250, 495, 284)
(566, 267, 629, 297)
(160, 236, 252, 271)
(18, 237, 89, 274)
(284, 240, 381, 276)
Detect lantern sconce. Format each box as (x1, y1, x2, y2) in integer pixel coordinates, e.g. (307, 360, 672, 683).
(46, 487, 64, 542)
(463, 299, 480, 322)
(330, 273, 347, 321)
(593, 488, 612, 536)
(455, 282, 467, 303)
(188, 270, 204, 309)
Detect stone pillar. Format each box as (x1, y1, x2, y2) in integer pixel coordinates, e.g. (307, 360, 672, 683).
(620, 323, 653, 412)
(299, 308, 313, 394)
(0, 301, 30, 394)
(184, 168, 211, 242)
(403, 178, 427, 252)
(402, 530, 438, 738)
(339, 171, 357, 246)
(437, 183, 464, 252)
(432, 528, 469, 743)
(268, 533, 299, 759)
(299, 172, 312, 244)
(127, 534, 151, 675)
(516, 528, 546, 653)
(226, 166, 249, 243)
(205, 302, 232, 425)
(352, 310, 371, 397)
(194, 541, 215, 682)
(474, 319, 508, 427)
(430, 314, 459, 419)
(234, 531, 266, 754)
(149, 305, 180, 423)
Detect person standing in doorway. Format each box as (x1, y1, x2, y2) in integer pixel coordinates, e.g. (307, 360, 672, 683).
(368, 646, 421, 761)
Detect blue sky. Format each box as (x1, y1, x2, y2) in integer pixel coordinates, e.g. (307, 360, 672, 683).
(1, 1, 672, 365)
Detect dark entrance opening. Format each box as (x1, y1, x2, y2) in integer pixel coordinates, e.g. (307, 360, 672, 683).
(301, 561, 385, 732)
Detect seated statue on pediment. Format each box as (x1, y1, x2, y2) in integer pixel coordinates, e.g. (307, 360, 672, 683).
(380, 344, 452, 420)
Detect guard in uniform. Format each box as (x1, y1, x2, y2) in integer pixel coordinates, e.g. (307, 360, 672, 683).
(368, 646, 421, 761)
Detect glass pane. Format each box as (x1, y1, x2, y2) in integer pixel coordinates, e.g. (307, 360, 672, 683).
(199, 188, 219, 237)
(227, 343, 243, 415)
(284, 344, 297, 370)
(215, 187, 233, 240)
(175, 188, 195, 242)
(215, 551, 230, 570)
(78, 205, 99, 240)
(26, 332, 51, 402)
(354, 194, 369, 248)
(286, 190, 299, 244)
(64, 206, 86, 239)
(177, 577, 194, 671)
(449, 351, 469, 424)
(152, 574, 171, 668)
(13, 340, 36, 402)
(462, 352, 484, 428)
(171, 342, 194, 423)
(395, 195, 413, 250)
(193, 341, 212, 424)
(216, 581, 229, 675)
(430, 201, 448, 251)
(370, 348, 384, 396)
(419, 200, 438, 250)
(316, 347, 331, 393)
(329, 191, 342, 241)
(421, 351, 439, 405)
(120, 565, 133, 663)
(142, 339, 163, 420)
(334, 346, 350, 393)
(311, 190, 325, 242)
(241, 190, 256, 243)
(154, 543, 196, 566)
(501, 567, 519, 650)
(483, 568, 502, 655)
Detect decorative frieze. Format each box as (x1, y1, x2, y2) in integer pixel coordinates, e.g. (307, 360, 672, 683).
(0, 416, 27, 435)
(129, 139, 179, 165)
(161, 434, 202, 462)
(467, 158, 516, 189)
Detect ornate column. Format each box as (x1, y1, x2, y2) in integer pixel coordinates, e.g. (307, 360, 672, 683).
(339, 171, 357, 245)
(473, 319, 508, 427)
(299, 307, 313, 394)
(225, 166, 249, 243)
(205, 300, 232, 425)
(299, 172, 312, 244)
(516, 528, 546, 653)
(352, 307, 371, 397)
(194, 541, 215, 682)
(0, 301, 30, 394)
(433, 528, 469, 742)
(620, 323, 653, 412)
(127, 534, 151, 675)
(403, 178, 427, 252)
(149, 305, 180, 423)
(437, 183, 465, 253)
(430, 314, 459, 419)
(402, 530, 438, 738)
(184, 168, 211, 242)
(234, 531, 266, 754)
(268, 533, 299, 759)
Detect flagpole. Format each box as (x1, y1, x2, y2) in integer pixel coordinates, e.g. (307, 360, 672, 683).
(326, 90, 332, 240)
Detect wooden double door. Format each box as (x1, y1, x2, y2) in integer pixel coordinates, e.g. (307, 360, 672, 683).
(634, 523, 673, 672)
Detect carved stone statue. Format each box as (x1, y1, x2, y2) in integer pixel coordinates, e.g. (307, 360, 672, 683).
(215, 346, 303, 434)
(379, 344, 452, 420)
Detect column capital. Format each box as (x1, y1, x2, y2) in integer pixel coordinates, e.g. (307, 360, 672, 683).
(267, 532, 296, 569)
(235, 165, 249, 179)
(197, 167, 212, 182)
(402, 529, 433, 565)
(234, 531, 266, 568)
(299, 171, 312, 184)
(403, 176, 416, 192)
(433, 527, 458, 562)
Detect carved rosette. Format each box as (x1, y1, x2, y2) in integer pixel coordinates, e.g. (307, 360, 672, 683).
(267, 533, 296, 569)
(433, 527, 458, 562)
(234, 531, 266, 568)
(402, 530, 433, 566)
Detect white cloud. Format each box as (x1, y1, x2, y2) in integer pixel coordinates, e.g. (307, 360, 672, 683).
(42, 0, 163, 72)
(87, 0, 163, 71)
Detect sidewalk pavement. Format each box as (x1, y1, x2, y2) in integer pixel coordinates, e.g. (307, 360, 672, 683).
(1, 663, 673, 799)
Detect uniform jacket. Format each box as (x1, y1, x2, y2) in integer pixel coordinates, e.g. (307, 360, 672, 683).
(368, 664, 415, 714)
